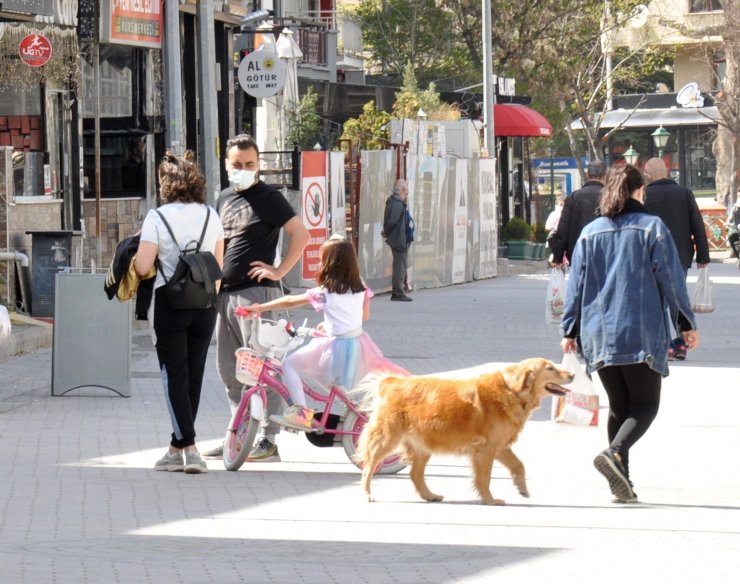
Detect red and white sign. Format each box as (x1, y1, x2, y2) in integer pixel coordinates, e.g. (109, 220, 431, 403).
(301, 151, 328, 283)
(18, 34, 53, 68)
(101, 0, 163, 49)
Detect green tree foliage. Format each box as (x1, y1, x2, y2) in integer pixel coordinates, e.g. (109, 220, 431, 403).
(344, 0, 472, 85)
(286, 86, 323, 151)
(340, 101, 391, 152)
(392, 63, 460, 120)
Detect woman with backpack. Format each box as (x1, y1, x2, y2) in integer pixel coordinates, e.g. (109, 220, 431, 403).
(135, 151, 225, 474)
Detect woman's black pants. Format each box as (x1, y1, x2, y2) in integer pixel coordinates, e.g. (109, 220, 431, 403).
(597, 363, 662, 478)
(153, 291, 217, 449)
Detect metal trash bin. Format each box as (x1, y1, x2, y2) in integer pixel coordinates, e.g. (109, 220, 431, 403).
(25, 230, 77, 318)
(52, 270, 131, 397)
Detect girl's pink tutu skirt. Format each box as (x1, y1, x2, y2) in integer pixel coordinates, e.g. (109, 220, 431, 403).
(283, 332, 408, 391)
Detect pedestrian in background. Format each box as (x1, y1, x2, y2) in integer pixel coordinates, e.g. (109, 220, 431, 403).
(643, 157, 710, 360)
(383, 178, 413, 301)
(549, 160, 607, 267)
(203, 134, 309, 463)
(135, 150, 224, 474)
(560, 163, 698, 504)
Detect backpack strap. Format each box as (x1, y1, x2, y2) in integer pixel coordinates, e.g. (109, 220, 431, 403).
(154, 209, 182, 254)
(195, 207, 210, 252)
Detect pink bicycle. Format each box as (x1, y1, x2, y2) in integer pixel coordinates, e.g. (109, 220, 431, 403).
(222, 317, 406, 475)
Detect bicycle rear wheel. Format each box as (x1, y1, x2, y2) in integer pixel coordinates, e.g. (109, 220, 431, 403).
(341, 410, 406, 475)
(223, 390, 261, 471)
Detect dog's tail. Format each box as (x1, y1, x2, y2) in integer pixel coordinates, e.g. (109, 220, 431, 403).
(348, 372, 389, 413)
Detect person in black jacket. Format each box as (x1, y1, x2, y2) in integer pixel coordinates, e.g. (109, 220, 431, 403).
(549, 160, 607, 267)
(643, 157, 710, 360)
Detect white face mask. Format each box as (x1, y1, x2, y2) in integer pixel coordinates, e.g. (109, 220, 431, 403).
(228, 169, 257, 191)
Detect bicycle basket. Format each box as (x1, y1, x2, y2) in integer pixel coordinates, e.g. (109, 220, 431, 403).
(235, 348, 266, 385)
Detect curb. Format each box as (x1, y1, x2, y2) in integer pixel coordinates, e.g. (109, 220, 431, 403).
(0, 322, 53, 362)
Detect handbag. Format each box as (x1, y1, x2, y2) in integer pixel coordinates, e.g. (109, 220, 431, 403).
(545, 267, 566, 324)
(551, 352, 599, 426)
(690, 266, 715, 313)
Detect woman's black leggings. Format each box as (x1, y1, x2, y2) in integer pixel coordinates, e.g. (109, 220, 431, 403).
(154, 290, 217, 449)
(596, 363, 662, 477)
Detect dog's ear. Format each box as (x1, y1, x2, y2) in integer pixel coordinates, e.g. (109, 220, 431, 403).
(502, 365, 533, 393)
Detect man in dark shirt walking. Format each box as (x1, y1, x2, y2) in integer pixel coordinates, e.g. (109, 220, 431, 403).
(643, 157, 710, 360)
(549, 160, 607, 267)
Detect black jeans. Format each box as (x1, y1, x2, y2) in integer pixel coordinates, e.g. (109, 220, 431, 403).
(597, 363, 662, 477)
(154, 290, 217, 449)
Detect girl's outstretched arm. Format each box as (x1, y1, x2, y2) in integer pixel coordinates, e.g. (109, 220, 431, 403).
(236, 293, 309, 317)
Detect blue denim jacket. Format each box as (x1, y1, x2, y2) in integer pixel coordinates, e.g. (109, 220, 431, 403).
(561, 200, 696, 377)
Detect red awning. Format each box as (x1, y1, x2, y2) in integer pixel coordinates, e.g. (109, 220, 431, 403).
(494, 104, 552, 137)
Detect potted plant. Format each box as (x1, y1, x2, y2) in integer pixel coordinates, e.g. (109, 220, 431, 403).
(501, 217, 534, 260)
(533, 224, 549, 260)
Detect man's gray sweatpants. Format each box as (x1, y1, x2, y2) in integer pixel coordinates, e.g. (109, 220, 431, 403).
(216, 286, 284, 437)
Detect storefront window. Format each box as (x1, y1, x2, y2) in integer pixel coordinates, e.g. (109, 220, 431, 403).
(685, 127, 717, 193)
(689, 0, 723, 12)
(81, 45, 133, 118)
(83, 135, 147, 198)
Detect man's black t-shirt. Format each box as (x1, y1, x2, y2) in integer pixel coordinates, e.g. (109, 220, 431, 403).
(217, 181, 296, 292)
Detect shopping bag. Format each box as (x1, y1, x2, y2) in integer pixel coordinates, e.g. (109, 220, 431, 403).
(551, 352, 599, 426)
(691, 266, 715, 313)
(545, 268, 566, 325)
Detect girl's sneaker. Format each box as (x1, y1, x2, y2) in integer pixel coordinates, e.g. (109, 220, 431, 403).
(270, 405, 316, 431)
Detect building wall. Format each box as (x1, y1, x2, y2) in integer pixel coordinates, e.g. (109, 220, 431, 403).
(674, 47, 713, 91)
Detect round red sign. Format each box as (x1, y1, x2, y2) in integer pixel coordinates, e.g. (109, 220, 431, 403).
(18, 34, 53, 68)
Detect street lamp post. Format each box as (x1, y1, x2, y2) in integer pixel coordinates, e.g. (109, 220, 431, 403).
(623, 144, 639, 166)
(548, 143, 555, 215)
(651, 125, 670, 158)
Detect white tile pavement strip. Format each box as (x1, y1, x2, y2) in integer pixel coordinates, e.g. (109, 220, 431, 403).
(1, 263, 739, 583)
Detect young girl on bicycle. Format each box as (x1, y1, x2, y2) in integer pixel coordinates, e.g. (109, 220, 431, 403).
(236, 234, 407, 430)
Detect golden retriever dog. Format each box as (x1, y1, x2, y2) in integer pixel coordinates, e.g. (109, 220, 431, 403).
(356, 358, 573, 505)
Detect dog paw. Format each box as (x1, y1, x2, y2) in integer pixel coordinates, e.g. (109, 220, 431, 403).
(516, 484, 530, 498)
(366, 493, 376, 503)
(422, 493, 444, 503)
(482, 497, 506, 506)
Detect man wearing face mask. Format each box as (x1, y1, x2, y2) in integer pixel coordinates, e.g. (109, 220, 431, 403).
(203, 134, 310, 462)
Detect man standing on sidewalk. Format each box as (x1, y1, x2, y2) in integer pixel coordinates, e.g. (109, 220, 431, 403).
(383, 178, 413, 301)
(549, 160, 607, 267)
(203, 134, 309, 461)
(643, 157, 710, 360)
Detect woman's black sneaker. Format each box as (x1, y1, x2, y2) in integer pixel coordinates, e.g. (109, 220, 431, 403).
(594, 449, 635, 502)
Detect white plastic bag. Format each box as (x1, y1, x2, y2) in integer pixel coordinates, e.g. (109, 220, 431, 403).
(0, 305, 11, 343)
(691, 266, 715, 313)
(545, 268, 566, 324)
(552, 352, 599, 426)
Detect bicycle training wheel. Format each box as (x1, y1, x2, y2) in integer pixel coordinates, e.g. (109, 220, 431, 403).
(341, 410, 406, 475)
(223, 391, 261, 471)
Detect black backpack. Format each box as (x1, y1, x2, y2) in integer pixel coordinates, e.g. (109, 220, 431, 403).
(155, 208, 222, 310)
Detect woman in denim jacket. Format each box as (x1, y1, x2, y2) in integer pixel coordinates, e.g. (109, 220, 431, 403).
(560, 164, 698, 504)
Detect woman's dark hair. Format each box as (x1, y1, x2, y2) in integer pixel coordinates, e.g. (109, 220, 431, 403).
(599, 164, 644, 218)
(316, 235, 365, 294)
(158, 150, 207, 204)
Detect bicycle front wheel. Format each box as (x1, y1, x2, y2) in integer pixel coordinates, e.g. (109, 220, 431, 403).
(223, 390, 261, 471)
(341, 410, 406, 475)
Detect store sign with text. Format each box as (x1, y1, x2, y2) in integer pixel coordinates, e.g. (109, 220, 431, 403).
(100, 0, 162, 49)
(18, 33, 53, 68)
